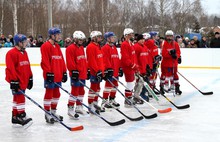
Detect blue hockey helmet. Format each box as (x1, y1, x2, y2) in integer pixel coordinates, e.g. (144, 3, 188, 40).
(104, 32, 115, 39)
(13, 34, 27, 45)
(149, 31, 157, 37)
(48, 27, 61, 36)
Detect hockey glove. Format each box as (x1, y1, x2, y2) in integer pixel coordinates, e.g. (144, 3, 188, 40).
(169, 49, 177, 59)
(10, 80, 20, 92)
(146, 65, 152, 77)
(71, 70, 79, 81)
(118, 68, 123, 77)
(154, 55, 162, 62)
(27, 77, 33, 90)
(87, 69, 91, 80)
(96, 70, 103, 82)
(104, 68, 113, 80)
(46, 73, 54, 83)
(178, 56, 182, 64)
(62, 72, 68, 83)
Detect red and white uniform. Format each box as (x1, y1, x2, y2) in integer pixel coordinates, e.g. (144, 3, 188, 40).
(134, 42, 150, 75)
(40, 41, 67, 111)
(5, 47, 32, 116)
(160, 40, 181, 86)
(66, 43, 87, 106)
(120, 40, 137, 98)
(102, 43, 121, 100)
(144, 39, 159, 88)
(86, 42, 104, 104)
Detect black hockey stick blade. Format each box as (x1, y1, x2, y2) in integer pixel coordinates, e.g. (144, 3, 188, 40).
(101, 117, 126, 126)
(199, 91, 213, 95)
(116, 109, 144, 121)
(137, 109, 158, 119)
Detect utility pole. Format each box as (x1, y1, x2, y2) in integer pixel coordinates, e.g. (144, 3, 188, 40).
(48, 0, 52, 28)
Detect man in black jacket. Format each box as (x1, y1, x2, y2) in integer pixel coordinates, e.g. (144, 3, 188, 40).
(210, 32, 220, 48)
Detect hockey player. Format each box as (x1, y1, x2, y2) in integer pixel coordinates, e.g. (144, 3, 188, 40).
(40, 27, 68, 124)
(101, 32, 122, 109)
(160, 30, 182, 95)
(133, 34, 151, 104)
(86, 31, 105, 113)
(66, 31, 88, 118)
(120, 28, 138, 107)
(144, 31, 161, 95)
(5, 34, 33, 126)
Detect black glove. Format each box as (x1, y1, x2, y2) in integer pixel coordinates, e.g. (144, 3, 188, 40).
(62, 72, 68, 83)
(141, 74, 149, 83)
(46, 73, 54, 83)
(87, 69, 91, 80)
(178, 56, 182, 64)
(10, 80, 20, 92)
(104, 68, 113, 80)
(118, 68, 123, 77)
(96, 70, 103, 82)
(146, 65, 152, 77)
(169, 49, 177, 59)
(27, 77, 33, 90)
(71, 70, 79, 81)
(154, 55, 162, 62)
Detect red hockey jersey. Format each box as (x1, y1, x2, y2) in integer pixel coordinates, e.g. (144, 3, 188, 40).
(120, 40, 137, 74)
(66, 43, 87, 80)
(144, 39, 159, 69)
(101, 44, 120, 77)
(161, 40, 181, 67)
(40, 41, 67, 82)
(134, 43, 150, 74)
(86, 42, 104, 76)
(5, 47, 33, 90)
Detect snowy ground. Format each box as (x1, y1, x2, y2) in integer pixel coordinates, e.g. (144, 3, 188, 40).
(0, 67, 219, 142)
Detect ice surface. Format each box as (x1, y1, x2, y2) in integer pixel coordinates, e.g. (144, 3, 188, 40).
(0, 67, 219, 142)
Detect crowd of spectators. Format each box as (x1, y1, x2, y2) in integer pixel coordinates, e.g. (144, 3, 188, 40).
(0, 32, 220, 48)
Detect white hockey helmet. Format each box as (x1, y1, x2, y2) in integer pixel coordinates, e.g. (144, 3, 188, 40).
(90, 31, 102, 38)
(165, 30, 174, 36)
(123, 28, 134, 36)
(143, 33, 151, 40)
(73, 31, 86, 40)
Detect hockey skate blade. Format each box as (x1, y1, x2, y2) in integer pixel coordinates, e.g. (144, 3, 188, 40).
(12, 120, 33, 130)
(158, 107, 172, 113)
(70, 125, 84, 131)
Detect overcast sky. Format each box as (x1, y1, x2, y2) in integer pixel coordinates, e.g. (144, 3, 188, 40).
(201, 0, 220, 15)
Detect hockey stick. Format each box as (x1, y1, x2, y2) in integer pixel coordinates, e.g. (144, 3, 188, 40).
(79, 80, 143, 121)
(19, 90, 83, 131)
(113, 76, 172, 113)
(177, 71, 213, 95)
(107, 79, 157, 119)
(54, 83, 125, 126)
(136, 74, 190, 110)
(154, 87, 190, 109)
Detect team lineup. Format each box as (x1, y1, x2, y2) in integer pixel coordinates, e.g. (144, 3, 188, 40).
(5, 27, 213, 131)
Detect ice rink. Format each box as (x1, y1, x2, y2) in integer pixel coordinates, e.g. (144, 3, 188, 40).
(0, 66, 219, 142)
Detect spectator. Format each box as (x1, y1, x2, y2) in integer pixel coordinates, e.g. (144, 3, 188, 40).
(177, 37, 185, 48)
(210, 32, 220, 48)
(36, 37, 44, 47)
(31, 39, 37, 47)
(200, 36, 209, 48)
(193, 36, 200, 47)
(4, 38, 13, 47)
(183, 37, 190, 47)
(8, 35, 14, 45)
(0, 34, 7, 43)
(187, 39, 197, 48)
(0, 39, 3, 48)
(64, 37, 72, 48)
(58, 39, 64, 47)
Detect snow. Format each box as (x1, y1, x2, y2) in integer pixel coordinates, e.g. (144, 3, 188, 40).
(0, 67, 219, 142)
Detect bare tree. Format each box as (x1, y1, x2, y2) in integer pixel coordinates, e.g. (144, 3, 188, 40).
(0, 0, 4, 34)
